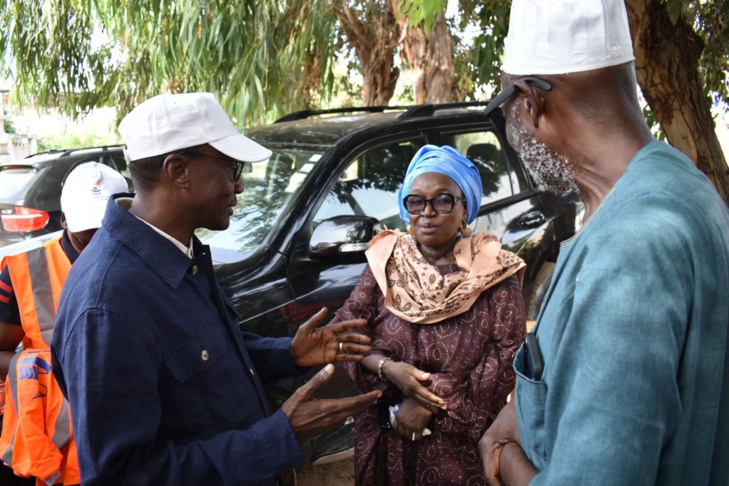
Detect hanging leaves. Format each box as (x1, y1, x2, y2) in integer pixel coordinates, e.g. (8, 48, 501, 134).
(0, 0, 726, 128)
(665, 0, 684, 24)
(0, 0, 338, 125)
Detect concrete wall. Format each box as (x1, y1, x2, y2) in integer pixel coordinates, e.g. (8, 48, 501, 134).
(0, 133, 38, 163)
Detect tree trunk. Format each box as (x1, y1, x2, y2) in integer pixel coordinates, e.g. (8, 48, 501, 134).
(397, 11, 458, 104)
(336, 1, 400, 106)
(626, 0, 729, 203)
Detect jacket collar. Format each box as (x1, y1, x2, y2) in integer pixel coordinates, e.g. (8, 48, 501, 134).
(102, 194, 210, 289)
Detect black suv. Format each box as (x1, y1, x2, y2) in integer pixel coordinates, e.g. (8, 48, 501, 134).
(0, 145, 132, 247)
(199, 103, 580, 464)
(0, 103, 580, 467)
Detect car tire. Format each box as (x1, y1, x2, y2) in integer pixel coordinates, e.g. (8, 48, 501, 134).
(526, 262, 555, 321)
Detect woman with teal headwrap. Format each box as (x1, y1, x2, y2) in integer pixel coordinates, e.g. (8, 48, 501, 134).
(336, 145, 528, 485)
(397, 144, 484, 228)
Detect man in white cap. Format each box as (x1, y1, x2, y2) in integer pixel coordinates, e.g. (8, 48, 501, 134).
(0, 162, 128, 485)
(479, 1, 729, 485)
(50, 92, 380, 485)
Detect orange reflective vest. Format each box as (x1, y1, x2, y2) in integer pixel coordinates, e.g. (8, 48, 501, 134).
(0, 236, 80, 485)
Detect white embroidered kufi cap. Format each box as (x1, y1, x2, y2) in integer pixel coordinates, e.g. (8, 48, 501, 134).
(502, 0, 635, 75)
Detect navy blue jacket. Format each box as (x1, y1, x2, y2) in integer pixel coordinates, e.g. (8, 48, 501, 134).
(52, 195, 306, 485)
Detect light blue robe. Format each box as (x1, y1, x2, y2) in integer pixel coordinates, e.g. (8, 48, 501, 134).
(514, 140, 729, 485)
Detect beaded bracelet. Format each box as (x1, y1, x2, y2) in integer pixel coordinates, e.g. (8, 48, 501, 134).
(377, 356, 391, 380)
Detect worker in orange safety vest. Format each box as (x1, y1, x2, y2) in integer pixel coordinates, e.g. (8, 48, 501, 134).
(0, 162, 128, 485)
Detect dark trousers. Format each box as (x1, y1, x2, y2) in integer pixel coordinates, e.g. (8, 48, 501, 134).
(0, 462, 35, 486)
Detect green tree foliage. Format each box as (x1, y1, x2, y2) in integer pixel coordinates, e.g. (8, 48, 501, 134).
(36, 132, 117, 152)
(1, 1, 726, 116)
(0, 0, 339, 124)
(407, 0, 728, 108)
(4, 117, 16, 134)
(678, 0, 729, 105)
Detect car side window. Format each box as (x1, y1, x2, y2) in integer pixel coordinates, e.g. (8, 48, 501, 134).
(103, 154, 131, 190)
(443, 131, 514, 203)
(314, 138, 426, 231)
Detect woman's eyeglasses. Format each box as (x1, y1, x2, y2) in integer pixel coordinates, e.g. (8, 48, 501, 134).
(403, 193, 464, 215)
(178, 151, 246, 182)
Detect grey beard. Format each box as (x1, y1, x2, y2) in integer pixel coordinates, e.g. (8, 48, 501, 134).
(507, 103, 580, 201)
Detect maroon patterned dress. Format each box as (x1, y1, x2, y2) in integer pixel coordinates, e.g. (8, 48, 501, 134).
(338, 264, 526, 486)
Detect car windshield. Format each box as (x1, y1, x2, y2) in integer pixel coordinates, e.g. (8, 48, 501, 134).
(196, 146, 328, 255)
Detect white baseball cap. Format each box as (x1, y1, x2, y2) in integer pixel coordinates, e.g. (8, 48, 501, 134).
(61, 162, 129, 232)
(502, 0, 635, 75)
(118, 92, 272, 163)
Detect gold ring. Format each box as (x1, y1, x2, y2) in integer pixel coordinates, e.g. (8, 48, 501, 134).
(339, 342, 344, 353)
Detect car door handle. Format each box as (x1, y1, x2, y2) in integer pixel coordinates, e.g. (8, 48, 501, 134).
(519, 211, 546, 228)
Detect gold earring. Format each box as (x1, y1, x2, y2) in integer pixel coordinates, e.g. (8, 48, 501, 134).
(407, 225, 413, 234)
(460, 222, 470, 234)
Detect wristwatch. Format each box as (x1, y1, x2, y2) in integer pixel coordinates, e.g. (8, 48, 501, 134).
(377, 356, 391, 380)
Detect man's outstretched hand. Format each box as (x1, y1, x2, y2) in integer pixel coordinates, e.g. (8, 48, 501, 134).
(281, 364, 381, 444)
(291, 308, 371, 367)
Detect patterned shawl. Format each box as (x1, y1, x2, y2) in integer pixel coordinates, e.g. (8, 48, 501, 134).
(365, 229, 526, 324)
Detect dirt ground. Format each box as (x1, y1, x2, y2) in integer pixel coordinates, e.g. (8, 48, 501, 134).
(297, 457, 354, 486)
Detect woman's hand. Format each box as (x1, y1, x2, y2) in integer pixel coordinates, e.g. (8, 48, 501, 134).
(291, 308, 372, 367)
(381, 360, 446, 412)
(392, 398, 433, 441)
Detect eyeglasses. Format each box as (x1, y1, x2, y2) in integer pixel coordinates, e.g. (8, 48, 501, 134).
(483, 76, 553, 118)
(403, 193, 464, 215)
(178, 151, 247, 182)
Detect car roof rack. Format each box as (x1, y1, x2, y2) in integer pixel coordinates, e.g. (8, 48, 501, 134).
(274, 101, 494, 124)
(24, 144, 125, 159)
(274, 105, 413, 123)
(398, 101, 492, 120)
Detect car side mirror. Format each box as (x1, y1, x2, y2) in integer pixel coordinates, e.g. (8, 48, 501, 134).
(310, 215, 379, 260)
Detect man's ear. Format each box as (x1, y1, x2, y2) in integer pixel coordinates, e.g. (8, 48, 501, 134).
(513, 79, 548, 129)
(60, 213, 68, 230)
(161, 153, 191, 187)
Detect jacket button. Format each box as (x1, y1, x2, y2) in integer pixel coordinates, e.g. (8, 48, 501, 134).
(191, 265, 198, 275)
(201, 350, 209, 361)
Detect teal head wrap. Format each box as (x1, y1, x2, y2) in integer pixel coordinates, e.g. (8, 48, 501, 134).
(398, 145, 483, 224)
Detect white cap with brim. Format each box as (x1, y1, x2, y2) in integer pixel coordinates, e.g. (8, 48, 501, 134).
(502, 0, 635, 75)
(61, 162, 130, 233)
(118, 92, 272, 163)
